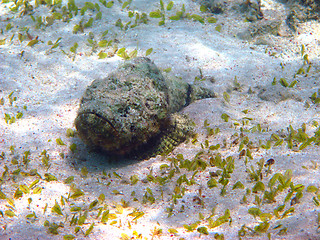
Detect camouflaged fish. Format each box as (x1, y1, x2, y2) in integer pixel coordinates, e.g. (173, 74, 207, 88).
(75, 57, 215, 157)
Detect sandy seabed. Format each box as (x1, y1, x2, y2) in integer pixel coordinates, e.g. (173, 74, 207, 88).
(1, 0, 320, 239)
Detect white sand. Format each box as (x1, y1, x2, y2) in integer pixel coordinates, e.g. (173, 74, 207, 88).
(1, 0, 320, 239)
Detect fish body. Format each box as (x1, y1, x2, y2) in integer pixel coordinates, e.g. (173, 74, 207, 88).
(75, 57, 215, 156)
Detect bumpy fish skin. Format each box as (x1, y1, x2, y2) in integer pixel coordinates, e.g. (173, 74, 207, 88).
(75, 57, 215, 156)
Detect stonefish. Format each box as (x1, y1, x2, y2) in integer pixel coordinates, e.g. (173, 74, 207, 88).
(75, 57, 215, 156)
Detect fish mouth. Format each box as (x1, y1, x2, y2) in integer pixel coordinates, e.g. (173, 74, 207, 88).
(75, 109, 122, 152)
(79, 110, 118, 134)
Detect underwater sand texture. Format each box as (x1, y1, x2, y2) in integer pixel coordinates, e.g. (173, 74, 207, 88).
(1, 0, 320, 239)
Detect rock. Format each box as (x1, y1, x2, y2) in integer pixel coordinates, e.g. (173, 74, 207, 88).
(286, 1, 320, 32)
(239, 0, 263, 22)
(75, 57, 215, 156)
(198, 0, 225, 14)
(258, 84, 302, 104)
(237, 20, 281, 40)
